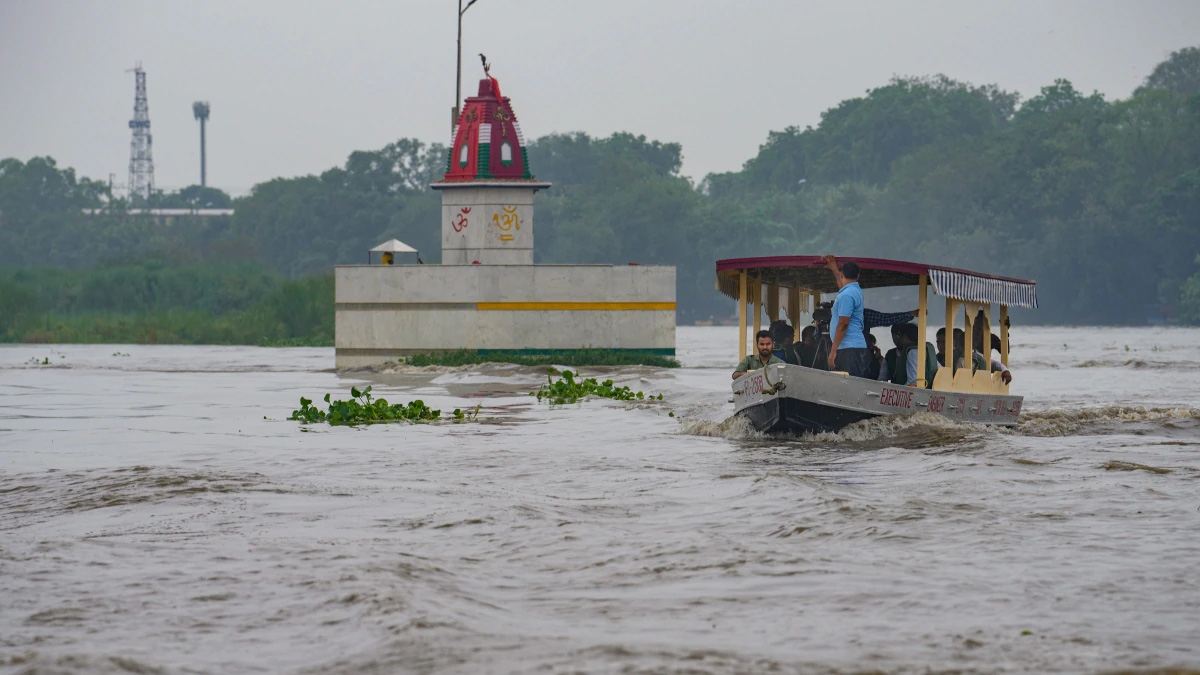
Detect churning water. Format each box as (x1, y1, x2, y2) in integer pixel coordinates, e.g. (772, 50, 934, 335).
(2, 327, 1199, 674)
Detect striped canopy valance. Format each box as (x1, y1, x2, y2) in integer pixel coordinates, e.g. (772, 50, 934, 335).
(715, 256, 1038, 309)
(929, 268, 1038, 308)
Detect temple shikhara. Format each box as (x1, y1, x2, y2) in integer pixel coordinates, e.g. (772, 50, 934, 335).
(441, 71, 534, 182)
(333, 65, 676, 368)
(431, 68, 548, 266)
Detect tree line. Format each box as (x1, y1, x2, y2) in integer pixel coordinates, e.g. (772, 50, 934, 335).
(1, 46, 1198, 341)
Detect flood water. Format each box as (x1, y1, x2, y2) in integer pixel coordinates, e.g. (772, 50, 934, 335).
(2, 326, 1199, 674)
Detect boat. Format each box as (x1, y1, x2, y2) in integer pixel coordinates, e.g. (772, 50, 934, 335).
(716, 256, 1037, 434)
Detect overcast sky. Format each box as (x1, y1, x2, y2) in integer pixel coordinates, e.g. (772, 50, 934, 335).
(2, 0, 1198, 195)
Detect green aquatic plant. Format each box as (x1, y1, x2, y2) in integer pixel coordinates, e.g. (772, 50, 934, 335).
(289, 385, 449, 426)
(532, 370, 663, 405)
(451, 403, 482, 422)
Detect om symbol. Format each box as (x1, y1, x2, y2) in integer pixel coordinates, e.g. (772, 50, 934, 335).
(492, 206, 519, 241)
(452, 207, 471, 233)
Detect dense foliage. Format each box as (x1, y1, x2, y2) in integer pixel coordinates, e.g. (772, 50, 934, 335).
(2, 47, 1199, 334)
(0, 262, 333, 344)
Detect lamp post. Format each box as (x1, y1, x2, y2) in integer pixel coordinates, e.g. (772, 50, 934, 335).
(453, 0, 481, 131)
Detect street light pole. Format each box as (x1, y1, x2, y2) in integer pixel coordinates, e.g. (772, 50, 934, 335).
(453, 0, 480, 132)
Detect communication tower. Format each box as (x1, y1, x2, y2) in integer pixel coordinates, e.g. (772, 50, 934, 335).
(192, 101, 210, 187)
(127, 63, 155, 201)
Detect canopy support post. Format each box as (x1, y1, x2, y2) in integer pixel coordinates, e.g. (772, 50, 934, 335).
(1000, 304, 1009, 368)
(963, 303, 974, 373)
(752, 278, 762, 343)
(945, 297, 956, 374)
(766, 284, 780, 324)
(738, 271, 748, 359)
(788, 287, 801, 344)
(917, 273, 928, 388)
(981, 303, 992, 370)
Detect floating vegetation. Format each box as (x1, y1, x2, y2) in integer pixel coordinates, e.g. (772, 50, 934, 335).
(288, 386, 478, 426)
(532, 370, 663, 405)
(403, 349, 679, 369)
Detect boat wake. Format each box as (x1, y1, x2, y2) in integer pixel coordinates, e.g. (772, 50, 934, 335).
(1015, 406, 1200, 437)
(675, 414, 762, 440)
(676, 411, 977, 447)
(677, 405, 1200, 446)
(1072, 358, 1200, 370)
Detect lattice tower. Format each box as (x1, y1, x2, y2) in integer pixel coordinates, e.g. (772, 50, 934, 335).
(127, 63, 155, 201)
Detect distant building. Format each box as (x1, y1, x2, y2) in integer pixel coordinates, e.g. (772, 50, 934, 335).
(82, 208, 234, 226)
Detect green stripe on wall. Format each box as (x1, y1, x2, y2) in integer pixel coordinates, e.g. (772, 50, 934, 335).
(336, 347, 676, 357)
(475, 348, 676, 356)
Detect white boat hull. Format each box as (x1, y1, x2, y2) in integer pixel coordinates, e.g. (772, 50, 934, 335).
(732, 363, 1023, 434)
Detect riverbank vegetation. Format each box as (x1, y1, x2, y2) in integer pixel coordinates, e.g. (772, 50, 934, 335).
(0, 263, 333, 344)
(3, 46, 1199, 336)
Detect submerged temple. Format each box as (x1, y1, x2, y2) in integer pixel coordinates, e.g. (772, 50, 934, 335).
(333, 66, 676, 369)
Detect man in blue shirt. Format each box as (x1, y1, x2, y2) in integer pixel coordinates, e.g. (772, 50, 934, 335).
(823, 255, 871, 378)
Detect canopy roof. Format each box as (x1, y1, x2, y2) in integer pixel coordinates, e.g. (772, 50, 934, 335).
(371, 239, 417, 253)
(715, 256, 1038, 309)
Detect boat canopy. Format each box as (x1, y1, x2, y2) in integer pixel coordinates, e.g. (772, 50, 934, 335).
(715, 256, 1038, 309)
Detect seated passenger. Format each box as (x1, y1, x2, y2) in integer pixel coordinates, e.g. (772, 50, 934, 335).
(880, 323, 938, 387)
(972, 313, 1013, 384)
(769, 319, 793, 362)
(880, 324, 906, 381)
(866, 332, 884, 380)
(794, 325, 821, 368)
(935, 328, 986, 374)
(954, 329, 989, 374)
(733, 329, 785, 380)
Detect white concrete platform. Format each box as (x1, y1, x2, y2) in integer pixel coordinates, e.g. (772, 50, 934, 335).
(334, 264, 676, 369)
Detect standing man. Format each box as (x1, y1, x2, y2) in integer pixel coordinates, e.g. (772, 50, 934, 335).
(823, 255, 870, 378)
(733, 329, 784, 379)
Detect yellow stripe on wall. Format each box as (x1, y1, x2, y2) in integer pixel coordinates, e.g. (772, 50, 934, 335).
(476, 302, 675, 311)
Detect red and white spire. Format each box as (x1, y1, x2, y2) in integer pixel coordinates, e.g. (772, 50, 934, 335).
(441, 62, 534, 182)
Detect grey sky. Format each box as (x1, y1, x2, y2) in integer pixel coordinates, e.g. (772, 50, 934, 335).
(2, 0, 1198, 195)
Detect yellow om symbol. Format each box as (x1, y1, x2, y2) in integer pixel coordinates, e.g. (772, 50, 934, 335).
(492, 206, 520, 241)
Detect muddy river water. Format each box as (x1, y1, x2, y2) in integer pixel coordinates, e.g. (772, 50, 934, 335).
(2, 326, 1199, 674)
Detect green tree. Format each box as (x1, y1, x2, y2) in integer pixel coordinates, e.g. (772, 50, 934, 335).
(1137, 46, 1200, 97)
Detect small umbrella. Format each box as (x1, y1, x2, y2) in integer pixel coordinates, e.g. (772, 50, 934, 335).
(369, 239, 418, 263)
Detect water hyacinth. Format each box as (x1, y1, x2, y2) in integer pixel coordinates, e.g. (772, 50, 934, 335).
(289, 385, 479, 426)
(532, 369, 663, 405)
